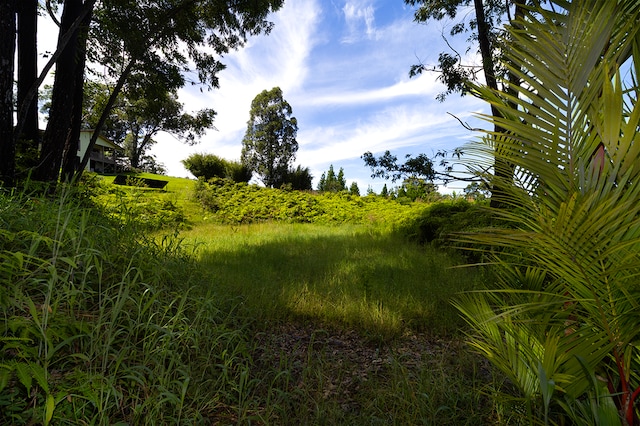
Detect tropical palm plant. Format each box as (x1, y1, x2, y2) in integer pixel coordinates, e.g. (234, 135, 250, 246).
(453, 0, 640, 424)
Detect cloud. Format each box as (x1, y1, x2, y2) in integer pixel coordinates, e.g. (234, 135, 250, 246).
(302, 73, 441, 107)
(297, 100, 481, 169)
(342, 0, 377, 43)
(153, 0, 322, 177)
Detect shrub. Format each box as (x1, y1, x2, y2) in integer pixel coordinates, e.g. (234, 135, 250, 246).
(182, 153, 252, 183)
(192, 178, 433, 229)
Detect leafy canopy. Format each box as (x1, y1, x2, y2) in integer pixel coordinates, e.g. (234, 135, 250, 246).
(362, 150, 436, 182)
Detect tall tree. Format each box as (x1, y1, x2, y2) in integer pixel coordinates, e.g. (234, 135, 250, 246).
(61, 1, 93, 182)
(0, 1, 16, 186)
(241, 87, 299, 188)
(34, 0, 92, 183)
(349, 181, 360, 196)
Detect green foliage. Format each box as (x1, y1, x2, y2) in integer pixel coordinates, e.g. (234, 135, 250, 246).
(396, 178, 440, 202)
(281, 165, 313, 190)
(0, 172, 503, 424)
(400, 199, 492, 250)
(380, 184, 389, 197)
(362, 150, 436, 182)
(182, 153, 226, 180)
(317, 164, 346, 192)
(405, 0, 513, 101)
(349, 181, 360, 196)
(0, 184, 248, 424)
(182, 152, 251, 182)
(241, 87, 298, 187)
(225, 159, 253, 183)
(463, 182, 490, 201)
(92, 182, 187, 232)
(455, 1, 640, 424)
(192, 177, 432, 228)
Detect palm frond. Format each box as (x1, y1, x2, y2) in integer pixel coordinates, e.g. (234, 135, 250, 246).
(455, 0, 640, 422)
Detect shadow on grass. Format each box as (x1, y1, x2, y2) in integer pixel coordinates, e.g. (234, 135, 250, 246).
(194, 226, 486, 339)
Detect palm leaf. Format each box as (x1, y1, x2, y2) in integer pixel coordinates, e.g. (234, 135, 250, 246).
(454, 0, 640, 422)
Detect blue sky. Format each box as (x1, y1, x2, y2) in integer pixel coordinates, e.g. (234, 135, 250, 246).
(36, 0, 489, 193)
(151, 0, 489, 193)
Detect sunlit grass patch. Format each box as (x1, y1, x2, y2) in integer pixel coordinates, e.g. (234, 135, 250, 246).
(183, 222, 484, 339)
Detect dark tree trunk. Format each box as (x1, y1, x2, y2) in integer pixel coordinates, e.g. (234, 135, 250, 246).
(17, 0, 39, 145)
(473, 0, 506, 208)
(0, 0, 16, 186)
(474, 0, 522, 208)
(62, 7, 92, 182)
(35, 0, 85, 184)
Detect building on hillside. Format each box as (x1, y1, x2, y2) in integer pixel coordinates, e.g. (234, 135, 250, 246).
(78, 130, 124, 173)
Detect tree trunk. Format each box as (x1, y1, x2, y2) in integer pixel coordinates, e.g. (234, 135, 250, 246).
(17, 0, 39, 145)
(474, 0, 523, 208)
(0, 0, 16, 186)
(34, 0, 85, 184)
(473, 0, 505, 208)
(61, 7, 92, 182)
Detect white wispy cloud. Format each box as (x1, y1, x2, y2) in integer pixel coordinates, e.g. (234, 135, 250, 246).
(302, 73, 440, 106)
(154, 0, 322, 175)
(342, 0, 377, 43)
(297, 100, 481, 169)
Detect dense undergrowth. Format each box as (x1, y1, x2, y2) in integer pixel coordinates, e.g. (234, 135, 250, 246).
(0, 183, 250, 424)
(193, 177, 493, 249)
(0, 177, 503, 424)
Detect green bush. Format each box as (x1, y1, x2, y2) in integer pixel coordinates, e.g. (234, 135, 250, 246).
(396, 200, 496, 258)
(182, 153, 251, 183)
(192, 178, 433, 229)
(407, 200, 485, 243)
(93, 184, 187, 231)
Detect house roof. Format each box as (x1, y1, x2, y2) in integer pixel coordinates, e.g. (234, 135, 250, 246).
(80, 130, 124, 152)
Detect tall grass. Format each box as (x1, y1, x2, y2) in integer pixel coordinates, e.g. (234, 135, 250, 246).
(0, 183, 254, 424)
(1, 178, 502, 424)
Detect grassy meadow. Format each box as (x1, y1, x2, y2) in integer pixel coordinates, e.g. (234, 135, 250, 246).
(0, 174, 515, 425)
(185, 222, 483, 340)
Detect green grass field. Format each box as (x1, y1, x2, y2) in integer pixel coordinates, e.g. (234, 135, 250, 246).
(184, 222, 485, 340)
(0, 174, 512, 425)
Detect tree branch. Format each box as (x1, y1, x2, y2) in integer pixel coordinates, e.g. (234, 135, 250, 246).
(447, 112, 483, 131)
(46, 0, 61, 27)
